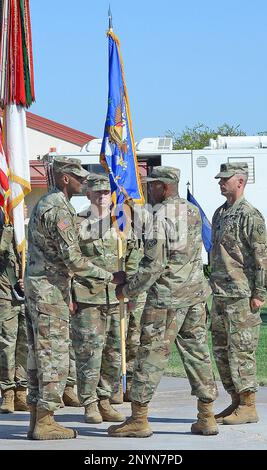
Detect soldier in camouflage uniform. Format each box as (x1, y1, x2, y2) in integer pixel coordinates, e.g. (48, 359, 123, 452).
(123, 296, 146, 401)
(210, 162, 267, 425)
(0, 221, 28, 413)
(25, 157, 124, 440)
(71, 173, 139, 423)
(123, 204, 149, 402)
(108, 166, 218, 438)
(111, 204, 148, 404)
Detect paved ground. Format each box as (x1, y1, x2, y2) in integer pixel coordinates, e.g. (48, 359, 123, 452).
(0, 377, 266, 450)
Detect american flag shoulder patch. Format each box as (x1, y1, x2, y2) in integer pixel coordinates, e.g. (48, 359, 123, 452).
(57, 218, 71, 231)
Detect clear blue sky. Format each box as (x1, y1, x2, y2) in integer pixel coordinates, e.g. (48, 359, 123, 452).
(30, 0, 267, 141)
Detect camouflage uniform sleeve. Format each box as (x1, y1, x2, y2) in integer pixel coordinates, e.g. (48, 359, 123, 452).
(44, 208, 113, 283)
(0, 225, 14, 255)
(125, 232, 140, 277)
(244, 210, 267, 301)
(122, 216, 167, 299)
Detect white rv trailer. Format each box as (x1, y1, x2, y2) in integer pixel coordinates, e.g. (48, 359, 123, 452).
(40, 135, 267, 226)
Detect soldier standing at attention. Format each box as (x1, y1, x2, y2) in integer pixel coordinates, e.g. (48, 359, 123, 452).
(108, 166, 218, 438)
(71, 173, 139, 424)
(210, 162, 267, 425)
(25, 157, 124, 440)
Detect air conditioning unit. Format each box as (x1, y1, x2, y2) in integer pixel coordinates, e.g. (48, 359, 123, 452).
(136, 137, 173, 152)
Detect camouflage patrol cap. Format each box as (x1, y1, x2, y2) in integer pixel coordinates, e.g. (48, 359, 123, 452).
(53, 156, 89, 178)
(86, 173, 110, 192)
(144, 166, 180, 184)
(215, 162, 249, 179)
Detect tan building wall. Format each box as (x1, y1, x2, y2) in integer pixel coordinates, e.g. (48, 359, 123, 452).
(25, 186, 47, 215)
(28, 127, 82, 160)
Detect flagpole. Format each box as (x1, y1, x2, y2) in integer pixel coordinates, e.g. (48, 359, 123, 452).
(101, 7, 144, 395)
(108, 4, 113, 31)
(117, 236, 127, 393)
(21, 245, 26, 277)
(108, 4, 127, 394)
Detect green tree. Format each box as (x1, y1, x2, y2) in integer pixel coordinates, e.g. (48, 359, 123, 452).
(168, 122, 246, 150)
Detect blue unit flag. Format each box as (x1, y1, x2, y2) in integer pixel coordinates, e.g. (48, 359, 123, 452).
(100, 30, 144, 233)
(187, 188, 212, 253)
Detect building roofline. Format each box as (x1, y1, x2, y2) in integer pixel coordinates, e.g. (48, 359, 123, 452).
(26, 111, 96, 146)
(0, 109, 96, 146)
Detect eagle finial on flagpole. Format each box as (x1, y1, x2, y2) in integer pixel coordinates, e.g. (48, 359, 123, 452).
(108, 5, 113, 31)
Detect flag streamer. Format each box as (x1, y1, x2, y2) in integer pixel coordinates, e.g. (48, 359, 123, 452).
(0, 0, 35, 108)
(0, 0, 34, 252)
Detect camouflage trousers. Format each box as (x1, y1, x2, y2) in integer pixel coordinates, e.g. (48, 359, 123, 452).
(211, 296, 261, 394)
(125, 299, 145, 382)
(130, 301, 217, 404)
(25, 298, 70, 411)
(66, 324, 77, 387)
(0, 300, 27, 391)
(71, 303, 121, 406)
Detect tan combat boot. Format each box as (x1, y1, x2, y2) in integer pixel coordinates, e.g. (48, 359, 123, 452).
(32, 409, 78, 440)
(215, 392, 240, 423)
(110, 383, 123, 405)
(62, 386, 80, 407)
(191, 400, 219, 436)
(0, 389, 14, 413)
(108, 401, 153, 438)
(98, 398, 125, 422)
(84, 401, 103, 424)
(27, 404, 37, 439)
(14, 387, 29, 411)
(223, 391, 259, 425)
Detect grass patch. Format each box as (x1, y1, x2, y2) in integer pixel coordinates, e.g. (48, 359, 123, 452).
(166, 313, 267, 386)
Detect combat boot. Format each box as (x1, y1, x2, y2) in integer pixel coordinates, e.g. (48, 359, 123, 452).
(223, 391, 258, 425)
(191, 400, 219, 436)
(110, 383, 123, 405)
(27, 404, 37, 439)
(108, 401, 153, 438)
(98, 397, 125, 422)
(0, 389, 14, 413)
(62, 386, 80, 407)
(84, 401, 103, 424)
(32, 409, 78, 440)
(14, 386, 29, 411)
(215, 392, 240, 423)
